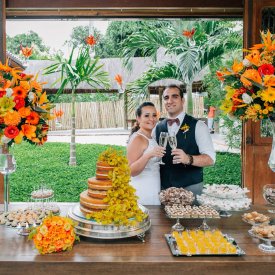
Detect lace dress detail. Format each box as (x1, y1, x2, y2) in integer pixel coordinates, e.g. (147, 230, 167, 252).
(129, 132, 160, 205)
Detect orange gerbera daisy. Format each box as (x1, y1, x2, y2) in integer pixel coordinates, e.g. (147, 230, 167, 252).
(85, 35, 97, 46)
(26, 111, 40, 125)
(12, 86, 28, 98)
(4, 111, 21, 126)
(4, 125, 19, 139)
(18, 106, 31, 118)
(21, 124, 36, 139)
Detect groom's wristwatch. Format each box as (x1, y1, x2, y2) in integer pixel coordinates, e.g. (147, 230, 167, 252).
(187, 154, 194, 166)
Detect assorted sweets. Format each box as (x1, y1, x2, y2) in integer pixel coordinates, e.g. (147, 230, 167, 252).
(31, 188, 54, 199)
(251, 224, 275, 240)
(242, 211, 270, 225)
(263, 185, 275, 205)
(165, 205, 219, 219)
(172, 229, 238, 255)
(0, 208, 53, 227)
(159, 187, 194, 206)
(197, 184, 251, 211)
(80, 148, 147, 226)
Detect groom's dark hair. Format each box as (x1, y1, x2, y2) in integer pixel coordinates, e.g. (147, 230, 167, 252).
(164, 84, 184, 98)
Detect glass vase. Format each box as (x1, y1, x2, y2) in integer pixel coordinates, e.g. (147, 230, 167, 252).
(0, 144, 16, 212)
(268, 116, 275, 172)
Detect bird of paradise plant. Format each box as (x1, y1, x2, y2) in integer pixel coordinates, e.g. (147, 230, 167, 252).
(218, 30, 275, 121)
(0, 60, 55, 147)
(44, 35, 110, 166)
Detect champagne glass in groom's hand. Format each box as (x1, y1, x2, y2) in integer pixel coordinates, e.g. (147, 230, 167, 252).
(159, 132, 168, 165)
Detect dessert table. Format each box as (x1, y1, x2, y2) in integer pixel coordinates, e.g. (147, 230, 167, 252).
(0, 203, 275, 275)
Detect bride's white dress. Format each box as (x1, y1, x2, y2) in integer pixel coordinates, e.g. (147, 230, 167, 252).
(129, 132, 161, 205)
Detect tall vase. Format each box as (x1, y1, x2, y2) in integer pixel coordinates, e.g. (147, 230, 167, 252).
(268, 115, 275, 172)
(0, 144, 16, 212)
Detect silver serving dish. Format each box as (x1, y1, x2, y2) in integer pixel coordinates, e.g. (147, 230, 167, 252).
(67, 204, 151, 241)
(165, 233, 246, 256)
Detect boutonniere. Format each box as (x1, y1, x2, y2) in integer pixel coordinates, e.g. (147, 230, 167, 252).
(180, 123, 190, 138)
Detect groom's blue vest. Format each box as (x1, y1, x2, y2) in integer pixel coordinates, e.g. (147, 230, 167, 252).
(155, 114, 203, 189)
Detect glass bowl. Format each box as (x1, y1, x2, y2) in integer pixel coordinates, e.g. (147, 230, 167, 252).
(263, 184, 275, 213)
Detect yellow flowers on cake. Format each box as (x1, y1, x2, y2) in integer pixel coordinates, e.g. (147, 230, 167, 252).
(218, 30, 275, 121)
(89, 148, 147, 226)
(29, 215, 79, 254)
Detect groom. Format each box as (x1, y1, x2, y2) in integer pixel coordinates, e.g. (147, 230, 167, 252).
(155, 85, 215, 195)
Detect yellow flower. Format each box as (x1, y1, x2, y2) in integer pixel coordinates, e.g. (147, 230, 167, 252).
(232, 60, 244, 73)
(40, 225, 48, 236)
(180, 123, 190, 133)
(264, 75, 275, 87)
(0, 96, 16, 116)
(261, 86, 275, 103)
(220, 100, 233, 113)
(253, 104, 262, 111)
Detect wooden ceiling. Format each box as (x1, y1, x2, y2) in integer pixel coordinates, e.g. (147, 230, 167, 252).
(5, 0, 243, 18)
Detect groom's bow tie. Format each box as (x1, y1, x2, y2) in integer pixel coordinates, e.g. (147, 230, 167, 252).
(167, 118, 180, 126)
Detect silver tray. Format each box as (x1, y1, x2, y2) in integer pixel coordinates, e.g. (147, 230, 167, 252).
(165, 234, 246, 256)
(67, 204, 151, 240)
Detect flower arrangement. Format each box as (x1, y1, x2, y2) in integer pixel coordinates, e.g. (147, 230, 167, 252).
(29, 215, 79, 255)
(88, 148, 147, 226)
(218, 30, 275, 121)
(0, 60, 55, 146)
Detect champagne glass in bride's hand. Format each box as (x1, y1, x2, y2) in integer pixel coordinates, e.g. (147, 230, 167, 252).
(159, 132, 168, 165)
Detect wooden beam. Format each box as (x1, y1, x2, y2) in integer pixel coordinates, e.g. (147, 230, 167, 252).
(6, 0, 243, 9)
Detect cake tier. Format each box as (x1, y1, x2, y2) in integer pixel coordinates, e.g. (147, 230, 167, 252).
(88, 189, 108, 199)
(96, 161, 114, 180)
(79, 205, 101, 216)
(88, 177, 112, 191)
(80, 190, 109, 210)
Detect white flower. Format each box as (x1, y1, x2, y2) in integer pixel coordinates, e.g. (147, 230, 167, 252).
(243, 58, 251, 67)
(242, 93, 253, 104)
(5, 88, 13, 97)
(28, 91, 35, 101)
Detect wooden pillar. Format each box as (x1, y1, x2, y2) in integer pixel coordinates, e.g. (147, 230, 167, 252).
(0, 0, 6, 203)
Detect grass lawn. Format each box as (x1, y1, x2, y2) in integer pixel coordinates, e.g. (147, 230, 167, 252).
(9, 142, 241, 202)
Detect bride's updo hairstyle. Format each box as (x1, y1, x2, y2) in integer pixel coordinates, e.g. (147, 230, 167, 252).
(129, 101, 155, 137)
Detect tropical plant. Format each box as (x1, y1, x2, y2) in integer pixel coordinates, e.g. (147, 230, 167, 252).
(44, 36, 110, 166)
(121, 20, 242, 114)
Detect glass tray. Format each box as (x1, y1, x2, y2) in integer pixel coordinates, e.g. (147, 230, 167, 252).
(165, 234, 245, 256)
(166, 213, 220, 219)
(242, 217, 270, 226)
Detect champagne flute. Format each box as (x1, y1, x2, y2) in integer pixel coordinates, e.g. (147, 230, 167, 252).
(168, 132, 177, 150)
(159, 132, 168, 165)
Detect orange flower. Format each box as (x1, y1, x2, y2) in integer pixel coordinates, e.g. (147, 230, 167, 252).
(4, 125, 19, 139)
(232, 60, 244, 73)
(21, 124, 36, 139)
(54, 109, 64, 118)
(85, 35, 97, 46)
(240, 69, 262, 87)
(20, 44, 33, 58)
(182, 28, 196, 38)
(18, 106, 31, 118)
(19, 81, 30, 92)
(4, 111, 21, 126)
(245, 50, 261, 66)
(26, 111, 40, 125)
(114, 74, 123, 86)
(12, 86, 28, 98)
(264, 75, 275, 87)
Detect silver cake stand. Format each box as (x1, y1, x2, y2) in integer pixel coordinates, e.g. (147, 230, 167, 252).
(67, 204, 151, 242)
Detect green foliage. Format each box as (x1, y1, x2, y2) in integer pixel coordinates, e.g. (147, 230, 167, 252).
(204, 152, 241, 185)
(6, 31, 51, 60)
(9, 143, 241, 202)
(10, 143, 126, 202)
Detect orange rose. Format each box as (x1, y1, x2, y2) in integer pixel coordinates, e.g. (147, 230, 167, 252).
(26, 111, 40, 125)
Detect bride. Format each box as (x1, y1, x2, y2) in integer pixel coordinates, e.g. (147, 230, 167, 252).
(127, 102, 165, 205)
